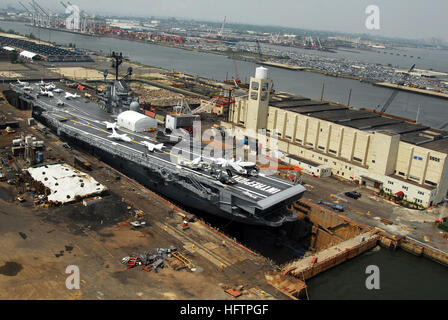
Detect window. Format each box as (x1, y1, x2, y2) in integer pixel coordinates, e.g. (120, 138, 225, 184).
(318, 146, 325, 150)
(285, 135, 291, 139)
(402, 186, 408, 191)
(398, 171, 405, 176)
(424, 180, 438, 187)
(409, 175, 420, 181)
(250, 92, 258, 100)
(388, 181, 394, 185)
(296, 138, 302, 143)
(251, 82, 259, 91)
(353, 157, 362, 163)
(329, 149, 337, 154)
(306, 142, 313, 146)
(413, 156, 423, 161)
(372, 160, 376, 163)
(418, 191, 425, 196)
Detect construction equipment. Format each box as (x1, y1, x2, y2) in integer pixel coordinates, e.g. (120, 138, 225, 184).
(217, 16, 226, 38)
(318, 200, 344, 212)
(378, 64, 416, 114)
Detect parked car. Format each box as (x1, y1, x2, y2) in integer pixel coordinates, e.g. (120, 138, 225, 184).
(345, 191, 361, 199)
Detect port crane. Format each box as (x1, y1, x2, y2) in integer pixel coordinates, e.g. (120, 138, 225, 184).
(217, 16, 226, 37)
(378, 64, 415, 114)
(18, 1, 33, 23)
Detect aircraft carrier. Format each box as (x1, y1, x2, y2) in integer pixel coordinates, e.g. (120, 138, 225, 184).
(7, 80, 306, 227)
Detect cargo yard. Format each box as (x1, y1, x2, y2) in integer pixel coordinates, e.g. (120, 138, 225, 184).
(0, 24, 448, 302)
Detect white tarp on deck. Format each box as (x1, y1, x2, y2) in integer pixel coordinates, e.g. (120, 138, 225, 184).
(27, 163, 106, 203)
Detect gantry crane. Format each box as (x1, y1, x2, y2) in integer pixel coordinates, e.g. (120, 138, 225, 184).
(378, 64, 416, 114)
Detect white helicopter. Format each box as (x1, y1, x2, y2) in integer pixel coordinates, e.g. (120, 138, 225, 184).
(65, 92, 80, 100)
(141, 141, 164, 152)
(16, 79, 29, 87)
(108, 126, 132, 143)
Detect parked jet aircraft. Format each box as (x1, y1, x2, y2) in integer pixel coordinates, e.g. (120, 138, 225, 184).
(141, 141, 164, 152)
(108, 127, 132, 142)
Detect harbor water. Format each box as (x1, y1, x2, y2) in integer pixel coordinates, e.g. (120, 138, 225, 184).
(2, 21, 448, 128)
(2, 21, 448, 299)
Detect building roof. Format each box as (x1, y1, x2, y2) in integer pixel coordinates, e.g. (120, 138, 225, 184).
(268, 92, 448, 153)
(19, 50, 37, 59)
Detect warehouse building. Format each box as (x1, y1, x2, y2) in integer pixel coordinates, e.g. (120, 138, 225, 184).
(222, 67, 448, 207)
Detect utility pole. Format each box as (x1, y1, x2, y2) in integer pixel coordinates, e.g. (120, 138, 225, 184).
(320, 83, 325, 101)
(347, 88, 352, 106)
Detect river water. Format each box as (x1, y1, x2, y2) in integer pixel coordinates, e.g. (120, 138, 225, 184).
(3, 21, 448, 128)
(2, 21, 448, 299)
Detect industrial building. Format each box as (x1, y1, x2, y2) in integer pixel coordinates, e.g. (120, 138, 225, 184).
(222, 67, 448, 207)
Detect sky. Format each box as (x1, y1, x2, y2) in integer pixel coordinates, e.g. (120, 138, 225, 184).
(6, 0, 448, 41)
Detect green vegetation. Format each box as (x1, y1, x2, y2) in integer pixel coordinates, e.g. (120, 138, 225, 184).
(7, 29, 20, 35)
(378, 188, 425, 209)
(438, 222, 448, 233)
(25, 33, 36, 40)
(10, 51, 19, 64)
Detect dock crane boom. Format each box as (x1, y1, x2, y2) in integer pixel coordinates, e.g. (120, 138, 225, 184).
(217, 16, 226, 37)
(379, 64, 416, 114)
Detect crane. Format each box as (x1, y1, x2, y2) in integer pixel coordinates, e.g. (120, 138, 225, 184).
(28, 1, 42, 27)
(34, 1, 51, 27)
(378, 64, 416, 114)
(18, 1, 32, 16)
(18, 1, 35, 25)
(217, 16, 226, 37)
